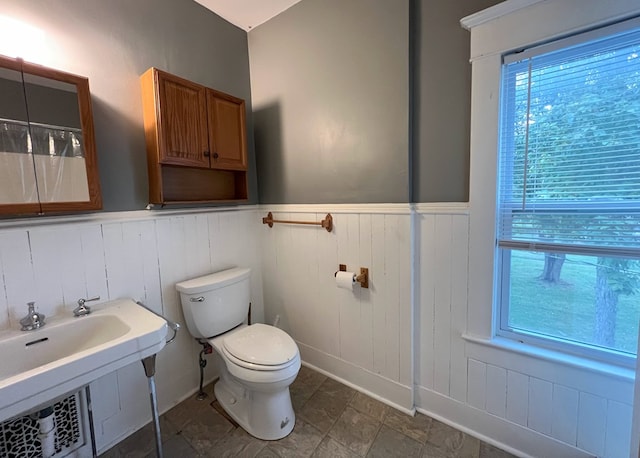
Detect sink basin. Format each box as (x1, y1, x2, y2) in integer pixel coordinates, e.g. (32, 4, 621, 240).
(0, 315, 131, 380)
(0, 298, 168, 423)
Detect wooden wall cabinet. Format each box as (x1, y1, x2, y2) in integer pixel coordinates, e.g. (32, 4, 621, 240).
(140, 68, 248, 204)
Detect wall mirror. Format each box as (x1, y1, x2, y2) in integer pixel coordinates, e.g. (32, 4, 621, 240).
(0, 55, 101, 215)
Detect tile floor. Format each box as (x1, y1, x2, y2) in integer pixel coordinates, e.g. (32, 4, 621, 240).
(100, 365, 517, 457)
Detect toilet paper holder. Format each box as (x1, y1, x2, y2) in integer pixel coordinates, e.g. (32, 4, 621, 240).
(336, 264, 369, 288)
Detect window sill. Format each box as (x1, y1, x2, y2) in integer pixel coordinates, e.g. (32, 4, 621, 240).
(462, 333, 634, 384)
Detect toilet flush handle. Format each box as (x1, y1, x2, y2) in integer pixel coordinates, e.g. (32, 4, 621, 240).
(190, 296, 205, 302)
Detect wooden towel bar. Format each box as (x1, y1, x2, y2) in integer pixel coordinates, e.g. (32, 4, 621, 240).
(262, 212, 333, 232)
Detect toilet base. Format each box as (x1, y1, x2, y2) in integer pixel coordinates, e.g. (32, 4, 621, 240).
(214, 375, 296, 440)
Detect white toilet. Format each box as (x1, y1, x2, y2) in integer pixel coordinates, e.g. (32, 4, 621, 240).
(175, 267, 300, 440)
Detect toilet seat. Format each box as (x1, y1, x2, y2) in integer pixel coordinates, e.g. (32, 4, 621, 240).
(221, 346, 299, 372)
(209, 324, 301, 382)
(223, 323, 298, 368)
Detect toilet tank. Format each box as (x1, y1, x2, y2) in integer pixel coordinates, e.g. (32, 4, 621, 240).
(176, 267, 251, 339)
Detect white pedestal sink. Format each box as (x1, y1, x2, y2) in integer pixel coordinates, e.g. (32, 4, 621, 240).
(0, 298, 168, 423)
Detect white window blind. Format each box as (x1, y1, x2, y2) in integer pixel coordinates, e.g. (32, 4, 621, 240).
(498, 22, 640, 258)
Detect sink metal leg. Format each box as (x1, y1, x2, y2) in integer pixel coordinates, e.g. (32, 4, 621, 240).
(142, 354, 163, 458)
(84, 385, 98, 457)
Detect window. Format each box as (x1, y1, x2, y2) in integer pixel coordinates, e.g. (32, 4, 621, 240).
(497, 21, 640, 362)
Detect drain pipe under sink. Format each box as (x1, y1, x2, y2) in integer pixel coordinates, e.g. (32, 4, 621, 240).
(38, 406, 56, 458)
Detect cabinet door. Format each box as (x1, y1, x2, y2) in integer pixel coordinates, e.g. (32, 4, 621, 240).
(206, 89, 247, 170)
(0, 64, 38, 209)
(157, 72, 209, 167)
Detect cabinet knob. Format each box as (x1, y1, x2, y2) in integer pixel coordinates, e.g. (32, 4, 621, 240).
(203, 151, 210, 157)
(213, 152, 219, 160)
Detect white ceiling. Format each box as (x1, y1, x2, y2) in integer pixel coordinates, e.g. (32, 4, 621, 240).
(194, 0, 303, 31)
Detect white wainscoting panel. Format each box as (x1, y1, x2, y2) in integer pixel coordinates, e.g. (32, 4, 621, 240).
(528, 377, 553, 435)
(605, 400, 632, 458)
(551, 384, 579, 446)
(577, 392, 607, 457)
(418, 213, 436, 392)
(415, 208, 631, 458)
(0, 208, 264, 454)
(260, 208, 413, 409)
(1, 202, 633, 458)
(416, 208, 633, 458)
(417, 212, 470, 402)
(0, 230, 36, 328)
(467, 359, 487, 411)
(506, 370, 529, 427)
(485, 364, 507, 418)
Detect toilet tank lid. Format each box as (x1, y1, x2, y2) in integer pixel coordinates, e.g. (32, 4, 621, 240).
(176, 267, 251, 294)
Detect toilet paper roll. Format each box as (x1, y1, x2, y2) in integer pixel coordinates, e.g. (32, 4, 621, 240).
(336, 271, 356, 290)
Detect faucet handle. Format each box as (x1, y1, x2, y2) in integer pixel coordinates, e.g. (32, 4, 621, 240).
(77, 296, 100, 306)
(74, 296, 100, 317)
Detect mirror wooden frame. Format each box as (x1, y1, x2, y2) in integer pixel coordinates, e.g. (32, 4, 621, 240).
(0, 55, 101, 216)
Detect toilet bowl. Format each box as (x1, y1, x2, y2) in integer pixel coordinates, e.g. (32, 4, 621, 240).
(208, 323, 300, 439)
(175, 268, 301, 441)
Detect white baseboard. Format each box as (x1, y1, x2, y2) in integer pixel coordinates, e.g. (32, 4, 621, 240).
(298, 342, 414, 414)
(415, 386, 594, 458)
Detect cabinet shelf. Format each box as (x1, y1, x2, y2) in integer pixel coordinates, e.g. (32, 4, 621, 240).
(160, 165, 247, 202)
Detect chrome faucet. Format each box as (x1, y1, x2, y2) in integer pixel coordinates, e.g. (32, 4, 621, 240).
(73, 296, 100, 317)
(20, 301, 46, 331)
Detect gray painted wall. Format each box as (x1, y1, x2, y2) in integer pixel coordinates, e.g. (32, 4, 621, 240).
(2, 0, 503, 208)
(414, 0, 502, 202)
(249, 0, 410, 204)
(2, 0, 257, 210)
(249, 0, 502, 204)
